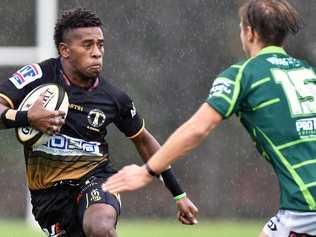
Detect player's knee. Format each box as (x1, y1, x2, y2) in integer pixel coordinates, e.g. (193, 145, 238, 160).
(84, 217, 116, 237)
(84, 221, 116, 237)
(83, 204, 117, 237)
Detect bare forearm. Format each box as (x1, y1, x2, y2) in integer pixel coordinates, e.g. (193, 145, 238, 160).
(147, 120, 208, 173)
(103, 104, 221, 197)
(147, 103, 222, 174)
(132, 128, 185, 197)
(133, 129, 160, 162)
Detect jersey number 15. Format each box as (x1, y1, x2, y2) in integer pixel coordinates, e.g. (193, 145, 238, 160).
(272, 68, 316, 117)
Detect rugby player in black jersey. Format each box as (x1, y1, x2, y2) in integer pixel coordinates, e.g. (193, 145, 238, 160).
(0, 8, 197, 237)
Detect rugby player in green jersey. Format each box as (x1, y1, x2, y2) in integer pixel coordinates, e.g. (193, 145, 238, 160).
(103, 0, 316, 236)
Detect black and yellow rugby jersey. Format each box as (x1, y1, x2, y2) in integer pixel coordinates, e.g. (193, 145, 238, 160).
(207, 46, 316, 212)
(0, 58, 144, 190)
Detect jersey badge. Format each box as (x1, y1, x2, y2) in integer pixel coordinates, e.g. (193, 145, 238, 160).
(87, 109, 106, 128)
(9, 64, 42, 89)
(90, 189, 102, 202)
(209, 77, 234, 98)
(296, 117, 316, 138)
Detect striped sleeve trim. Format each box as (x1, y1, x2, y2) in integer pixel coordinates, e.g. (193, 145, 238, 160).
(211, 94, 232, 105)
(231, 65, 242, 69)
(0, 93, 15, 109)
(128, 119, 145, 139)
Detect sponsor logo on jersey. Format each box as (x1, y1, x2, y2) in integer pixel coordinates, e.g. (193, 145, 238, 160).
(33, 134, 102, 156)
(209, 77, 234, 98)
(296, 118, 316, 138)
(69, 103, 84, 112)
(9, 64, 42, 89)
(87, 109, 106, 128)
(266, 56, 300, 67)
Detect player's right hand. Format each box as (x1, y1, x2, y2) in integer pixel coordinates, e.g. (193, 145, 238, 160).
(102, 164, 154, 193)
(176, 197, 199, 225)
(27, 93, 65, 135)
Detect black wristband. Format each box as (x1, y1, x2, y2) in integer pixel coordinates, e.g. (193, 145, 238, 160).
(145, 163, 159, 178)
(16, 111, 30, 126)
(1, 109, 30, 128)
(161, 168, 184, 197)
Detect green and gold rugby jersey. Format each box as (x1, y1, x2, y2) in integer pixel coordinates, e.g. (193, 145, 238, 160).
(207, 46, 316, 211)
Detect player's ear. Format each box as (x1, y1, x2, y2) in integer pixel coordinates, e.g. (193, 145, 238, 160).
(246, 26, 256, 43)
(59, 42, 70, 59)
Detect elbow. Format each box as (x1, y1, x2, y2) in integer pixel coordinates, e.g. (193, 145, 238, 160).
(186, 120, 212, 141)
(183, 103, 222, 141)
(186, 115, 221, 141)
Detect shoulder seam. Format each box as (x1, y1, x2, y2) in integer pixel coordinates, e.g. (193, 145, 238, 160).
(225, 58, 253, 117)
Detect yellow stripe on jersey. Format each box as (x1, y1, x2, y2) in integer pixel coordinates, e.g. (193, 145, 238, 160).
(252, 98, 280, 111)
(128, 119, 145, 139)
(0, 93, 14, 108)
(250, 77, 271, 90)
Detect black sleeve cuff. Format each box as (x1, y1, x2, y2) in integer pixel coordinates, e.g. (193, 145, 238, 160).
(161, 168, 184, 197)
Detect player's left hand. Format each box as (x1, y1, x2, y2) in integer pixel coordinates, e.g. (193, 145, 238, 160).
(102, 164, 154, 193)
(176, 197, 199, 225)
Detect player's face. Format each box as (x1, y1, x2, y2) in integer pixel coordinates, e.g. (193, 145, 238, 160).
(65, 27, 104, 79)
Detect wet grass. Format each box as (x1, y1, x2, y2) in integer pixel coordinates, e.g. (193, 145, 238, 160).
(118, 219, 264, 237)
(0, 218, 264, 237)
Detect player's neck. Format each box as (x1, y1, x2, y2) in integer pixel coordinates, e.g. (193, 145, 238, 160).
(248, 42, 266, 58)
(61, 60, 95, 88)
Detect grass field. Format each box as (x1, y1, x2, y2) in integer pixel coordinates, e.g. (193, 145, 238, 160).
(0, 219, 264, 237)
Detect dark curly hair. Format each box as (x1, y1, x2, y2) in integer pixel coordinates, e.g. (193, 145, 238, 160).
(54, 8, 103, 54)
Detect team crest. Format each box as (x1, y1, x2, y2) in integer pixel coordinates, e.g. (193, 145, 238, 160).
(87, 109, 106, 128)
(90, 189, 102, 202)
(9, 64, 42, 89)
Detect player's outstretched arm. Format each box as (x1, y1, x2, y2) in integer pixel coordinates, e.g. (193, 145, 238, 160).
(129, 128, 199, 224)
(103, 103, 222, 192)
(146, 103, 223, 174)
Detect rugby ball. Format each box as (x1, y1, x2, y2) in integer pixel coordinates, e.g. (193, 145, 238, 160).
(15, 83, 69, 146)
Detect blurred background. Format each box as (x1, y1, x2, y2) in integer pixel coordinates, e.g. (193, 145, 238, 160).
(0, 0, 315, 236)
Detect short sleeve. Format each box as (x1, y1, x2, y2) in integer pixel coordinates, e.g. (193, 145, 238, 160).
(114, 93, 144, 138)
(206, 62, 249, 119)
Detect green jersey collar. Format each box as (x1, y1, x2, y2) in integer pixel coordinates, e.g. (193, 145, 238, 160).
(256, 46, 287, 56)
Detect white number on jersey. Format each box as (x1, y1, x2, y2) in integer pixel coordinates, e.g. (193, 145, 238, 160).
(272, 68, 316, 117)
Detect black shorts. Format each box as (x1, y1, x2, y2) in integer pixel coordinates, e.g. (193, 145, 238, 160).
(30, 162, 121, 237)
